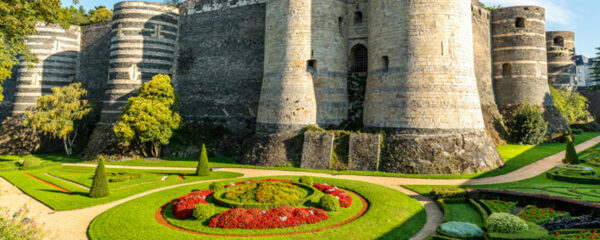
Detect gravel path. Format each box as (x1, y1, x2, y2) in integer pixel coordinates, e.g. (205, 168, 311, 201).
(1, 135, 598, 240)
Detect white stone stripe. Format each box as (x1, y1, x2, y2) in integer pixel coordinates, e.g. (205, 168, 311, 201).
(110, 43, 175, 50)
(494, 75, 548, 79)
(111, 36, 176, 44)
(114, 9, 179, 18)
(15, 92, 42, 97)
(112, 19, 179, 28)
(106, 79, 142, 84)
(106, 89, 137, 94)
(18, 77, 73, 82)
(493, 32, 545, 38)
(492, 19, 545, 24)
(35, 27, 68, 33)
(109, 50, 174, 57)
(29, 49, 79, 55)
(109, 68, 169, 74)
(548, 61, 575, 65)
(109, 58, 173, 65)
(56, 37, 80, 43)
(493, 46, 546, 51)
(547, 50, 574, 54)
(493, 61, 547, 65)
(548, 73, 573, 76)
(103, 100, 128, 104)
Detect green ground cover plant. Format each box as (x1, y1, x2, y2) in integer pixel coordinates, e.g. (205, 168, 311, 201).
(479, 200, 517, 214)
(88, 176, 426, 240)
(0, 165, 242, 210)
(438, 222, 484, 238)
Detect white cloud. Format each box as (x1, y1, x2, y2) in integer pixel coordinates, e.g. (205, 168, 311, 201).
(481, 0, 576, 27)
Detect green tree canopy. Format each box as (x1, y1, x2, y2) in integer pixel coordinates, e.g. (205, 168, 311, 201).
(0, 0, 65, 101)
(593, 47, 600, 82)
(24, 82, 92, 155)
(113, 74, 181, 157)
(550, 87, 593, 124)
(88, 6, 113, 24)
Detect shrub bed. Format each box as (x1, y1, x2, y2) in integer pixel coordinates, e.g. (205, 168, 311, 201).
(480, 200, 517, 214)
(518, 205, 570, 224)
(549, 229, 600, 239)
(486, 213, 529, 234)
(546, 165, 600, 184)
(207, 206, 328, 229)
(314, 183, 352, 208)
(214, 180, 318, 209)
(543, 215, 600, 231)
(431, 187, 466, 200)
(172, 190, 214, 219)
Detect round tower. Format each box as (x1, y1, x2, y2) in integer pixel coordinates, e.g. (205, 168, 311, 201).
(491, 6, 569, 139)
(364, 0, 503, 174)
(13, 22, 81, 115)
(546, 31, 576, 88)
(311, 0, 348, 127)
(255, 0, 316, 134)
(99, 1, 179, 124)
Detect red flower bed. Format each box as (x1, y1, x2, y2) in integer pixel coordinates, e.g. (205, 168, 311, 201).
(313, 183, 352, 208)
(518, 205, 570, 224)
(208, 206, 328, 229)
(172, 190, 214, 219)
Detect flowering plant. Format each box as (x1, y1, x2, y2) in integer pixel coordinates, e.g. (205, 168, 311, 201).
(208, 206, 328, 229)
(313, 183, 352, 208)
(172, 190, 214, 219)
(0, 207, 44, 240)
(550, 229, 600, 239)
(518, 205, 570, 224)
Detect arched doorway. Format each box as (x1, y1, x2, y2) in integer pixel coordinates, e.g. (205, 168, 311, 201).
(350, 44, 368, 73)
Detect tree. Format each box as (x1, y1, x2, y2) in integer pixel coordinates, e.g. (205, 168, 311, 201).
(0, 0, 65, 101)
(563, 136, 580, 164)
(550, 87, 592, 124)
(89, 156, 109, 198)
(506, 104, 548, 145)
(88, 6, 113, 24)
(196, 144, 209, 176)
(593, 47, 600, 82)
(114, 74, 181, 157)
(24, 82, 91, 155)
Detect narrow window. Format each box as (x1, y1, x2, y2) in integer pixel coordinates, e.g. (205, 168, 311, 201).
(338, 17, 344, 29)
(554, 36, 564, 47)
(502, 63, 512, 80)
(351, 44, 368, 73)
(307, 60, 317, 72)
(515, 18, 525, 28)
(354, 12, 363, 26)
(382, 56, 389, 72)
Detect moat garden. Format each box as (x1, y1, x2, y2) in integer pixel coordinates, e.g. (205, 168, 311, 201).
(1, 132, 600, 239)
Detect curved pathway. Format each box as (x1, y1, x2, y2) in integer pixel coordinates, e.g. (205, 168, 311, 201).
(1, 135, 599, 240)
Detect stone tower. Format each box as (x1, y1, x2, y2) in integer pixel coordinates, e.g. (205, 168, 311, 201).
(546, 31, 576, 88)
(491, 6, 569, 139)
(12, 22, 81, 115)
(363, 0, 503, 174)
(98, 1, 179, 124)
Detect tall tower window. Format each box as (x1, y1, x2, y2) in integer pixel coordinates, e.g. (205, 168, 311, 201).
(554, 36, 565, 47)
(502, 63, 512, 80)
(354, 12, 363, 26)
(382, 56, 389, 72)
(307, 60, 317, 72)
(351, 44, 368, 73)
(515, 17, 525, 28)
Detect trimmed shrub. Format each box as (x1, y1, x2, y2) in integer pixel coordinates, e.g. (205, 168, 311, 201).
(20, 158, 41, 170)
(431, 187, 466, 200)
(298, 176, 313, 185)
(209, 182, 225, 192)
(563, 136, 580, 164)
(196, 144, 209, 176)
(192, 203, 215, 221)
(439, 222, 484, 237)
(89, 156, 109, 198)
(506, 104, 548, 145)
(319, 194, 340, 212)
(486, 213, 529, 234)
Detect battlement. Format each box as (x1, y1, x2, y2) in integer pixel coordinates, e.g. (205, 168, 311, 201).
(179, 0, 265, 15)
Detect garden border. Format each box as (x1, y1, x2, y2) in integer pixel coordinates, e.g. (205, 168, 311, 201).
(154, 190, 369, 237)
(24, 172, 73, 194)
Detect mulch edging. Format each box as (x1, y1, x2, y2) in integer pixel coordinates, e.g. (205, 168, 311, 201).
(154, 190, 370, 238)
(24, 172, 74, 194)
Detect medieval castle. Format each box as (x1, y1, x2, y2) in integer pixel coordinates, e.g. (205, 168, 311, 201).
(0, 0, 579, 174)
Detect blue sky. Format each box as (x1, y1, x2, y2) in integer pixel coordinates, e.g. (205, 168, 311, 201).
(71, 0, 599, 57)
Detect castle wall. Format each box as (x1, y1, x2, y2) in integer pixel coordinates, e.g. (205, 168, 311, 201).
(312, 0, 348, 127)
(364, 0, 502, 174)
(345, 0, 369, 48)
(255, 0, 317, 134)
(491, 6, 569, 139)
(78, 22, 112, 107)
(99, 1, 179, 124)
(175, 2, 266, 135)
(12, 22, 81, 115)
(546, 31, 576, 88)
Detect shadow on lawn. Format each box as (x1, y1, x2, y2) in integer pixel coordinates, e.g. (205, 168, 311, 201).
(375, 206, 428, 240)
(41, 189, 89, 197)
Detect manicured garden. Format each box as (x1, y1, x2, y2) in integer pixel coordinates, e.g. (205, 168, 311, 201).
(0, 165, 242, 210)
(88, 176, 426, 240)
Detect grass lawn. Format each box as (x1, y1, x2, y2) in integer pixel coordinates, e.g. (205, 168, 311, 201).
(445, 203, 484, 226)
(0, 165, 242, 210)
(88, 176, 426, 240)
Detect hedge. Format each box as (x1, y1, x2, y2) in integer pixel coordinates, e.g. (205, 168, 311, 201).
(431, 187, 467, 200)
(212, 182, 320, 209)
(486, 222, 548, 240)
(546, 166, 600, 184)
(469, 199, 489, 223)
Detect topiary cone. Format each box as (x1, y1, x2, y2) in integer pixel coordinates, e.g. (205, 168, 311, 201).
(564, 136, 580, 164)
(196, 144, 210, 176)
(89, 155, 109, 198)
